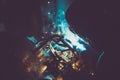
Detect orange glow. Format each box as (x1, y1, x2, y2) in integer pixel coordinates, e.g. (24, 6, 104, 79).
(57, 75, 63, 80)
(37, 51, 43, 58)
(22, 54, 29, 63)
(26, 66, 32, 73)
(38, 65, 47, 74)
(58, 63, 64, 70)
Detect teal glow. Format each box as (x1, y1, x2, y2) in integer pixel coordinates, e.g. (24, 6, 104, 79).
(97, 51, 104, 65)
(51, 40, 69, 51)
(41, 0, 87, 52)
(25, 1, 104, 79)
(58, 20, 86, 52)
(44, 75, 55, 80)
(26, 0, 87, 52)
(27, 36, 37, 44)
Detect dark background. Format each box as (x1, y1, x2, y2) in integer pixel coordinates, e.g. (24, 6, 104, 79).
(0, 0, 120, 80)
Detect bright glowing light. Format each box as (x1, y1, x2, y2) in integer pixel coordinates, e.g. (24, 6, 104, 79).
(40, 1, 87, 52)
(48, 1, 50, 4)
(48, 12, 51, 15)
(39, 65, 47, 74)
(54, 14, 86, 52)
(24, 1, 103, 79)
(63, 30, 86, 52)
(45, 8, 87, 52)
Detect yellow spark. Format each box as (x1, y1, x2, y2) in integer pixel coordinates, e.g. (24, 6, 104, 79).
(58, 63, 64, 70)
(56, 31, 61, 35)
(39, 65, 47, 74)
